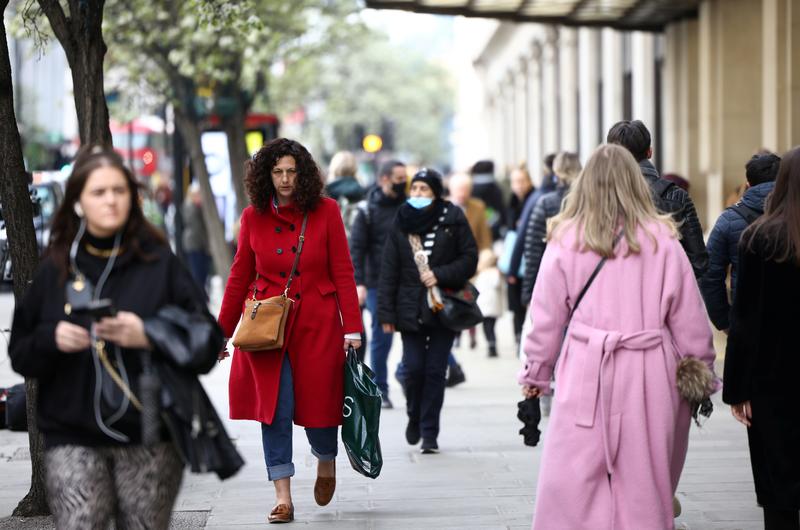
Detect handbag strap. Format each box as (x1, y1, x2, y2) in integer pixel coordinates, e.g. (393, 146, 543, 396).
(567, 231, 624, 323)
(253, 214, 309, 299)
(407, 234, 430, 273)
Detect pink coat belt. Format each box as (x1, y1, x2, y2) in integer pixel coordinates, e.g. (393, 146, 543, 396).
(567, 320, 666, 474)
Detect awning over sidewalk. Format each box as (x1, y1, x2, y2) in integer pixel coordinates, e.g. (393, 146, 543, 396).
(364, 0, 701, 32)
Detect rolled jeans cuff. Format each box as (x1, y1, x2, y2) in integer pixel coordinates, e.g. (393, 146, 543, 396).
(267, 462, 295, 481)
(311, 447, 337, 462)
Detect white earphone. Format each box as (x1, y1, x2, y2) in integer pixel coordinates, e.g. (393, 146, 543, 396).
(73, 203, 84, 218)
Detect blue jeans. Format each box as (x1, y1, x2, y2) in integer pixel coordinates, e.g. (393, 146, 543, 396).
(261, 354, 338, 481)
(366, 288, 394, 395)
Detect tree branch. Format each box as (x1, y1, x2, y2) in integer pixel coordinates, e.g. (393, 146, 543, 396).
(36, 0, 75, 60)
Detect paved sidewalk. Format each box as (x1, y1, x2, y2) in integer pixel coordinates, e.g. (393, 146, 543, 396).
(0, 289, 763, 529)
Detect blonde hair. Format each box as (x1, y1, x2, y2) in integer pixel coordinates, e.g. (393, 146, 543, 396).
(327, 151, 358, 183)
(553, 152, 581, 184)
(548, 144, 677, 257)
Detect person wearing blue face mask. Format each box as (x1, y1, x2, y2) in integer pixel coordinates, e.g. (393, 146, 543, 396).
(377, 168, 478, 454)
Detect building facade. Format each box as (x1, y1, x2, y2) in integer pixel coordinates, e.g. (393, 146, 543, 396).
(451, 0, 799, 228)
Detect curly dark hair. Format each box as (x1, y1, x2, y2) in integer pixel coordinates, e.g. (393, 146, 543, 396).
(245, 138, 324, 213)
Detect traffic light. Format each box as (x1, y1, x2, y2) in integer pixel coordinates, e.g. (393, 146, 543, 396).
(380, 118, 395, 152)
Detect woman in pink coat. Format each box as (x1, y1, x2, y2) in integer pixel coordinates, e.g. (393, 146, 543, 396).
(519, 144, 719, 530)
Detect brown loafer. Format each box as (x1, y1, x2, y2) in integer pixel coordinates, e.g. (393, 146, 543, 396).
(268, 503, 294, 524)
(314, 461, 336, 506)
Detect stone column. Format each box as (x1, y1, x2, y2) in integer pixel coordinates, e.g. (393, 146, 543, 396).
(515, 58, 529, 168)
(559, 27, 579, 152)
(542, 28, 560, 156)
(631, 32, 656, 131)
(762, 0, 792, 152)
(699, 0, 763, 226)
(527, 42, 544, 179)
(601, 28, 624, 136)
(578, 28, 601, 162)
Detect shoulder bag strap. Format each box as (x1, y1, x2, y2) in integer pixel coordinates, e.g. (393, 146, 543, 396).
(567, 231, 624, 322)
(251, 214, 309, 300)
(408, 234, 430, 274)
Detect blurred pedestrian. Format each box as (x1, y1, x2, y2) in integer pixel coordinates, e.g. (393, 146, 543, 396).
(326, 150, 368, 361)
(217, 138, 362, 523)
(723, 146, 800, 530)
(700, 152, 780, 332)
(9, 146, 223, 529)
(607, 120, 709, 279)
(182, 182, 211, 295)
(378, 168, 477, 454)
(506, 155, 558, 340)
(349, 159, 407, 409)
(449, 172, 496, 361)
(521, 152, 582, 307)
(473, 249, 503, 357)
(662, 172, 690, 192)
(504, 165, 534, 345)
(470, 160, 507, 240)
(519, 144, 718, 529)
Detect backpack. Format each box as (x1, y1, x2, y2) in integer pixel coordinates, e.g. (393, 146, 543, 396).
(727, 202, 761, 226)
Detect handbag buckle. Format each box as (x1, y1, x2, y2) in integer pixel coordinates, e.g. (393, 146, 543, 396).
(250, 301, 262, 320)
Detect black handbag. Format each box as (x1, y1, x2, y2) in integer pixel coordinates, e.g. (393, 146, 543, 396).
(437, 283, 484, 332)
(143, 305, 244, 480)
(407, 234, 483, 332)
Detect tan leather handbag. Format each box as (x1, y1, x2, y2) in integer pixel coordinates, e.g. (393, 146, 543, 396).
(233, 214, 307, 352)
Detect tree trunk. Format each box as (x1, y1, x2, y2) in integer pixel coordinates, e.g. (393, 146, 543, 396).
(39, 0, 112, 146)
(0, 1, 49, 516)
(222, 104, 249, 218)
(174, 111, 232, 282)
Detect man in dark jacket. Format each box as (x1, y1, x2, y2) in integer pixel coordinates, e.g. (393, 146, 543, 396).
(470, 160, 507, 241)
(349, 160, 407, 408)
(700, 153, 780, 331)
(607, 120, 708, 279)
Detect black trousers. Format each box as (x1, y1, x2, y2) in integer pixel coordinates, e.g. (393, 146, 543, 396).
(764, 507, 800, 530)
(400, 326, 455, 440)
(482, 317, 497, 347)
(506, 281, 526, 342)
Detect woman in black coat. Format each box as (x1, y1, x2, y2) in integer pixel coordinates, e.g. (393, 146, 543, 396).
(377, 168, 477, 454)
(724, 145, 800, 530)
(10, 146, 224, 529)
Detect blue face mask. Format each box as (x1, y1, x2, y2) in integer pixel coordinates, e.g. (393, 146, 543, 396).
(407, 197, 434, 209)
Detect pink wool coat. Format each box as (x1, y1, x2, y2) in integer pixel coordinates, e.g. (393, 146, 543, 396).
(519, 222, 719, 530)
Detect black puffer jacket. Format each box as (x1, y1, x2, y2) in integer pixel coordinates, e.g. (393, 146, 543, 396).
(640, 160, 708, 279)
(349, 186, 405, 288)
(521, 185, 569, 305)
(377, 202, 478, 333)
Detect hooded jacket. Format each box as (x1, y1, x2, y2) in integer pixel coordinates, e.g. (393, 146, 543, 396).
(700, 181, 774, 330)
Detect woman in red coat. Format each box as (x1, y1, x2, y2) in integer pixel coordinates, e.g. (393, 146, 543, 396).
(218, 138, 362, 523)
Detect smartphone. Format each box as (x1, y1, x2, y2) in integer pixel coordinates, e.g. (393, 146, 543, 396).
(72, 298, 117, 320)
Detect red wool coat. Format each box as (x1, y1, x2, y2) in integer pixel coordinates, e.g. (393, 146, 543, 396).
(218, 198, 362, 427)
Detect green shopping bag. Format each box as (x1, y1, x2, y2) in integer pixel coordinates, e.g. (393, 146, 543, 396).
(341, 346, 383, 479)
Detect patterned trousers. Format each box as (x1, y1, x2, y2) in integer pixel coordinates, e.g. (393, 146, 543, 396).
(45, 442, 184, 530)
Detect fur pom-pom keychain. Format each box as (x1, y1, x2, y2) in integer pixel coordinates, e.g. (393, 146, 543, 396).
(676, 357, 715, 425)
